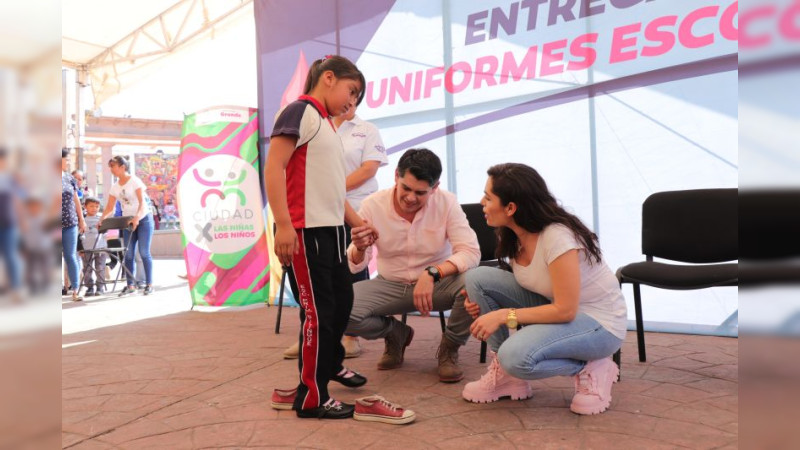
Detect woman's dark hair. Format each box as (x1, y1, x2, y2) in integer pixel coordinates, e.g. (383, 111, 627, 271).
(62, 147, 70, 158)
(108, 155, 129, 171)
(487, 163, 602, 267)
(397, 148, 442, 186)
(303, 55, 366, 106)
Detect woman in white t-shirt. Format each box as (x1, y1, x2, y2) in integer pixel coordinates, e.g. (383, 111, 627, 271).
(100, 156, 155, 296)
(461, 163, 627, 416)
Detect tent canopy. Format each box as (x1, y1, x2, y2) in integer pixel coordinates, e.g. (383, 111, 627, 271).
(62, 0, 253, 107)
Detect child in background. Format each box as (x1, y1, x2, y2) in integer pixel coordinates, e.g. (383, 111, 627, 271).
(80, 197, 107, 296)
(162, 200, 178, 229)
(22, 196, 53, 296)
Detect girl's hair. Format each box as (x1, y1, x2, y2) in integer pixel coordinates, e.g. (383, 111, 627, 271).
(108, 155, 129, 171)
(487, 163, 602, 268)
(303, 55, 365, 106)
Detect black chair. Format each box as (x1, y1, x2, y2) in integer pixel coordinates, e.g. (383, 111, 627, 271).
(79, 216, 136, 294)
(740, 189, 800, 287)
(616, 188, 738, 362)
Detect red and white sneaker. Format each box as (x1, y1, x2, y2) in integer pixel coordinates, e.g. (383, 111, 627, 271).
(570, 356, 619, 415)
(462, 352, 532, 403)
(353, 395, 416, 425)
(270, 387, 297, 410)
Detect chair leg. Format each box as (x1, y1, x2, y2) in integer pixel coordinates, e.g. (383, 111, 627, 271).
(275, 268, 287, 334)
(401, 313, 407, 324)
(633, 283, 646, 362)
(480, 341, 487, 364)
(613, 348, 621, 381)
(438, 310, 446, 332)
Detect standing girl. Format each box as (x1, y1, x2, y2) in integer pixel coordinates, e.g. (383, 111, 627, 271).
(100, 155, 155, 296)
(462, 163, 627, 415)
(266, 55, 376, 419)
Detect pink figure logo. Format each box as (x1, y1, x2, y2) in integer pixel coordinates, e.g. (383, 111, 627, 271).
(281, 50, 309, 107)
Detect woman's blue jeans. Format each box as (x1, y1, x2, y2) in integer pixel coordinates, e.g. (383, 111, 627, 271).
(0, 226, 22, 289)
(123, 214, 154, 286)
(465, 266, 622, 380)
(62, 225, 80, 290)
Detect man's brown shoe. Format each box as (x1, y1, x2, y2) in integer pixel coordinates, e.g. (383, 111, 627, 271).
(436, 335, 464, 382)
(377, 321, 414, 370)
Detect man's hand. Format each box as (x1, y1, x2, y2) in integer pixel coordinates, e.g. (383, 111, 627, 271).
(274, 224, 299, 267)
(413, 270, 435, 316)
(469, 309, 506, 341)
(462, 289, 481, 319)
(351, 220, 378, 251)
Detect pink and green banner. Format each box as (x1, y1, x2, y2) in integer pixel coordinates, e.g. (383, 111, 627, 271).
(178, 106, 270, 306)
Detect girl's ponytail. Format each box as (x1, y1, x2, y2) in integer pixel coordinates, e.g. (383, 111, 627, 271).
(301, 55, 366, 105)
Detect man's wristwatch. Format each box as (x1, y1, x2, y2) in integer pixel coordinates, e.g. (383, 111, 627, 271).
(506, 308, 518, 329)
(425, 265, 441, 283)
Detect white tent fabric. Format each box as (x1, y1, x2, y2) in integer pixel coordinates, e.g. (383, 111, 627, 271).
(62, 0, 254, 109)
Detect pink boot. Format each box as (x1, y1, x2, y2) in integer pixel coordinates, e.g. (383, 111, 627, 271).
(462, 352, 532, 403)
(570, 356, 619, 415)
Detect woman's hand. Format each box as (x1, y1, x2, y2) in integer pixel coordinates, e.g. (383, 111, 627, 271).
(130, 216, 140, 230)
(462, 289, 481, 319)
(78, 217, 86, 234)
(469, 309, 506, 341)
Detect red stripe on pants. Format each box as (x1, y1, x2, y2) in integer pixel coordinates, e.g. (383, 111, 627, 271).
(291, 229, 320, 409)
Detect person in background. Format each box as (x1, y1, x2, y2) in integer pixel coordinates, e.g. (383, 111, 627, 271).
(0, 148, 24, 303)
(162, 199, 178, 230)
(22, 196, 53, 296)
(79, 197, 107, 297)
(71, 170, 95, 199)
(62, 148, 86, 301)
(100, 155, 155, 296)
(282, 100, 388, 360)
(461, 163, 626, 415)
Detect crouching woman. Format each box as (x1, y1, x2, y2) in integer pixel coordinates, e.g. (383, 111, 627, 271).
(462, 163, 627, 415)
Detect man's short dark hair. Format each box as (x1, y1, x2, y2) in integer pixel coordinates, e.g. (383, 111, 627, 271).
(396, 148, 442, 186)
(84, 196, 100, 206)
(62, 148, 70, 158)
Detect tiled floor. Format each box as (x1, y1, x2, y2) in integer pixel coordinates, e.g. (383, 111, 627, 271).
(62, 301, 738, 449)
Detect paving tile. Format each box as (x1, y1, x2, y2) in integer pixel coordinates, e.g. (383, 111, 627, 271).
(62, 411, 142, 438)
(649, 417, 737, 449)
(651, 355, 715, 371)
(641, 365, 707, 385)
(694, 364, 738, 382)
(582, 431, 679, 449)
(62, 432, 91, 448)
(513, 406, 579, 430)
(612, 392, 681, 416)
(94, 417, 175, 445)
(435, 432, 515, 449)
(161, 405, 227, 429)
(96, 380, 151, 395)
(62, 385, 101, 400)
(192, 421, 256, 448)
(577, 410, 659, 438)
(451, 408, 526, 433)
(659, 400, 738, 429)
(68, 439, 121, 449)
(119, 429, 195, 450)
